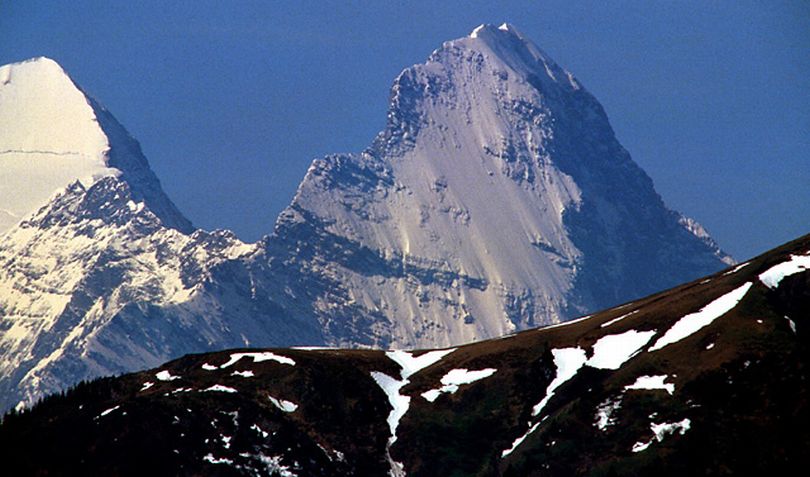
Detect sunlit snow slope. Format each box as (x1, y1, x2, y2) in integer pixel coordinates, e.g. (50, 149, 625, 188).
(0, 57, 190, 233)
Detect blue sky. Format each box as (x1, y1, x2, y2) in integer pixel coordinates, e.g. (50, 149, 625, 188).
(2, 1, 808, 260)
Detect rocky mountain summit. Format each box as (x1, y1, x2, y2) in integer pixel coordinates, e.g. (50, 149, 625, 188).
(266, 23, 733, 347)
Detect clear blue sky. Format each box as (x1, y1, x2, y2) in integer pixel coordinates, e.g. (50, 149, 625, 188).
(2, 1, 808, 260)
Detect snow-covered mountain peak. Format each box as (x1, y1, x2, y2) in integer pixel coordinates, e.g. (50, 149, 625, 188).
(0, 57, 191, 234)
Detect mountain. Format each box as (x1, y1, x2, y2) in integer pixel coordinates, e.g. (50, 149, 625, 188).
(265, 23, 733, 348)
(0, 24, 733, 412)
(0, 58, 323, 413)
(2, 232, 806, 476)
(0, 57, 191, 235)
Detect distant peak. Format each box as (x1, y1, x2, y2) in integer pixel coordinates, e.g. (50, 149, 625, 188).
(3, 56, 67, 76)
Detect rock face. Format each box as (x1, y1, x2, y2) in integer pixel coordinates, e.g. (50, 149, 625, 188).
(2, 233, 807, 477)
(266, 23, 732, 348)
(0, 25, 732, 412)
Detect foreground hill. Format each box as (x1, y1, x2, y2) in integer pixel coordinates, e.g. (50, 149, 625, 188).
(2, 233, 806, 476)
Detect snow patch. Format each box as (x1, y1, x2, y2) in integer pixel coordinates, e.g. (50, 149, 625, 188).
(251, 423, 269, 438)
(203, 384, 238, 393)
(600, 310, 639, 328)
(218, 351, 295, 368)
(421, 368, 497, 402)
(386, 348, 456, 379)
(232, 370, 254, 378)
(139, 381, 154, 392)
(532, 347, 587, 415)
(594, 396, 622, 431)
(268, 395, 298, 413)
(631, 440, 651, 453)
(541, 314, 592, 331)
(502, 421, 541, 458)
(785, 316, 797, 334)
(586, 329, 657, 370)
(632, 418, 691, 453)
(155, 370, 180, 381)
(723, 262, 749, 276)
(759, 254, 810, 289)
(372, 348, 456, 476)
(98, 405, 120, 417)
(203, 453, 234, 465)
(625, 375, 675, 395)
(202, 363, 218, 371)
(650, 282, 753, 351)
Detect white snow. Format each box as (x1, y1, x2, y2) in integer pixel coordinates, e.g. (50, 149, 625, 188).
(650, 282, 753, 351)
(759, 254, 810, 289)
(785, 316, 797, 334)
(371, 348, 456, 477)
(202, 363, 218, 371)
(501, 421, 541, 458)
(541, 314, 592, 331)
(232, 370, 254, 378)
(385, 349, 456, 379)
(203, 384, 238, 393)
(203, 454, 234, 465)
(371, 371, 411, 445)
(594, 396, 622, 431)
(98, 405, 120, 417)
(532, 347, 587, 416)
(585, 329, 657, 370)
(251, 424, 269, 438)
(469, 24, 487, 38)
(169, 387, 193, 395)
(632, 418, 691, 453)
(631, 441, 651, 453)
(503, 332, 657, 458)
(652, 418, 691, 440)
(268, 395, 298, 413)
(250, 454, 297, 477)
(706, 343, 715, 350)
(155, 370, 180, 381)
(0, 58, 118, 234)
(139, 381, 154, 392)
(600, 310, 639, 328)
(723, 262, 749, 276)
(218, 351, 295, 368)
(421, 368, 497, 402)
(624, 375, 675, 395)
